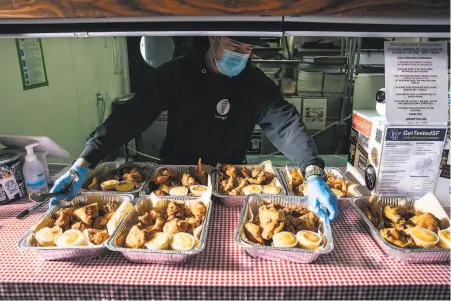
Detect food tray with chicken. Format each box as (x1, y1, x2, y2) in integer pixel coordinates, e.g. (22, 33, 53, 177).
(142, 161, 213, 198)
(107, 194, 212, 264)
(214, 163, 286, 207)
(280, 166, 363, 198)
(351, 195, 450, 263)
(81, 162, 157, 196)
(235, 195, 334, 264)
(18, 194, 135, 261)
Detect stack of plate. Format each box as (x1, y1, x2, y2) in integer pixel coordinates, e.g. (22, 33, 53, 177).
(297, 71, 323, 93)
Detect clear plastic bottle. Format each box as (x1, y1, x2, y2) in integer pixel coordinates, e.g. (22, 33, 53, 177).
(23, 143, 48, 194)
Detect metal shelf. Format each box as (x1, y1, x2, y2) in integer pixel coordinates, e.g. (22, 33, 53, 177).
(357, 65, 385, 74)
(285, 92, 344, 98)
(252, 60, 346, 70)
(295, 48, 341, 54)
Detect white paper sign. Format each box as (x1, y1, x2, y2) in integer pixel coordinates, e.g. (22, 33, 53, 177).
(302, 98, 327, 130)
(377, 127, 447, 196)
(385, 41, 448, 125)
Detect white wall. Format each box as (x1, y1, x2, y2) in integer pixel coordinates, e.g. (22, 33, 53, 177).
(0, 37, 129, 163)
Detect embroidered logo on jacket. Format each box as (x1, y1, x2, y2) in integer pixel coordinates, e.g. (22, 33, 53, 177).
(215, 99, 230, 120)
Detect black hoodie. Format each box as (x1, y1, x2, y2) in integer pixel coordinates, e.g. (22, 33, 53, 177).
(81, 37, 324, 172)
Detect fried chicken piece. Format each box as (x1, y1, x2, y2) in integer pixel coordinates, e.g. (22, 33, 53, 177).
(228, 189, 240, 196)
(298, 212, 319, 232)
(123, 168, 143, 188)
(154, 189, 167, 196)
(125, 225, 149, 248)
(71, 221, 89, 231)
(88, 177, 99, 190)
(158, 184, 170, 194)
(54, 214, 71, 231)
(150, 209, 165, 221)
(181, 173, 196, 187)
(184, 217, 202, 234)
(294, 185, 304, 196)
(362, 205, 380, 227)
(85, 229, 109, 245)
(384, 219, 406, 231)
(188, 158, 208, 186)
(263, 173, 275, 185)
(283, 215, 297, 233)
(408, 213, 440, 233)
(138, 212, 154, 227)
(380, 228, 411, 248)
(258, 204, 285, 240)
(251, 167, 264, 178)
(248, 170, 266, 185)
(229, 178, 248, 196)
(240, 167, 252, 178)
(163, 218, 189, 235)
(143, 218, 166, 236)
(167, 201, 186, 221)
(102, 200, 119, 214)
(383, 205, 405, 224)
(54, 208, 76, 231)
(340, 178, 347, 195)
(153, 175, 170, 185)
(290, 206, 311, 217)
(221, 174, 235, 193)
(189, 201, 206, 220)
(244, 222, 265, 245)
(223, 165, 237, 178)
(185, 217, 202, 228)
(290, 169, 304, 186)
(93, 212, 115, 230)
(74, 203, 99, 225)
(160, 168, 177, 177)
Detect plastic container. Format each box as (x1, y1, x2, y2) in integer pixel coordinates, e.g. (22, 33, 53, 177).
(23, 143, 48, 194)
(0, 149, 27, 203)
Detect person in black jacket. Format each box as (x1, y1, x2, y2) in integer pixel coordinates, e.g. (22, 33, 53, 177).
(50, 36, 338, 220)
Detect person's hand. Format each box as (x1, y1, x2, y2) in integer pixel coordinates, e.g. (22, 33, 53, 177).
(306, 176, 338, 221)
(49, 164, 88, 207)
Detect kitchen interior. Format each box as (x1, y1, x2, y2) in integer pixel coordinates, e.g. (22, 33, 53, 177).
(0, 35, 448, 169)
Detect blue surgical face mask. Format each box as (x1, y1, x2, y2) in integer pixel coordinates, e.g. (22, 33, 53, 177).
(214, 39, 250, 77)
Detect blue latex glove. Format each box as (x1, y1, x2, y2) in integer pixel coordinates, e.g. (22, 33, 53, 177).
(49, 165, 88, 207)
(306, 176, 339, 221)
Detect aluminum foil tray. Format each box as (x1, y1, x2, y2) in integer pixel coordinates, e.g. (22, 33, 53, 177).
(18, 194, 134, 261)
(235, 195, 334, 264)
(279, 166, 361, 199)
(107, 195, 212, 264)
(81, 162, 157, 196)
(141, 165, 214, 198)
(351, 196, 450, 264)
(213, 164, 287, 207)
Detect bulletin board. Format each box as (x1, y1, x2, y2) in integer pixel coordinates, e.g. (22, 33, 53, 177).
(15, 38, 49, 90)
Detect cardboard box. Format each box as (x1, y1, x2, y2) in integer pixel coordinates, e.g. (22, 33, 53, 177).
(435, 144, 450, 206)
(347, 110, 447, 196)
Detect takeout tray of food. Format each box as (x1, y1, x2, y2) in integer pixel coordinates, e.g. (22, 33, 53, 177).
(279, 166, 364, 199)
(140, 160, 214, 199)
(81, 161, 157, 196)
(214, 161, 287, 207)
(351, 194, 450, 263)
(107, 193, 212, 264)
(18, 194, 135, 261)
(235, 194, 334, 264)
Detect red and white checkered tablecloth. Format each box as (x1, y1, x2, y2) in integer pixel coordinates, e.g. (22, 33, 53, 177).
(0, 199, 449, 300)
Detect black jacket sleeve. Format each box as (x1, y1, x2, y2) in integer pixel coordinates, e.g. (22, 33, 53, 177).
(257, 80, 324, 173)
(80, 67, 171, 167)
